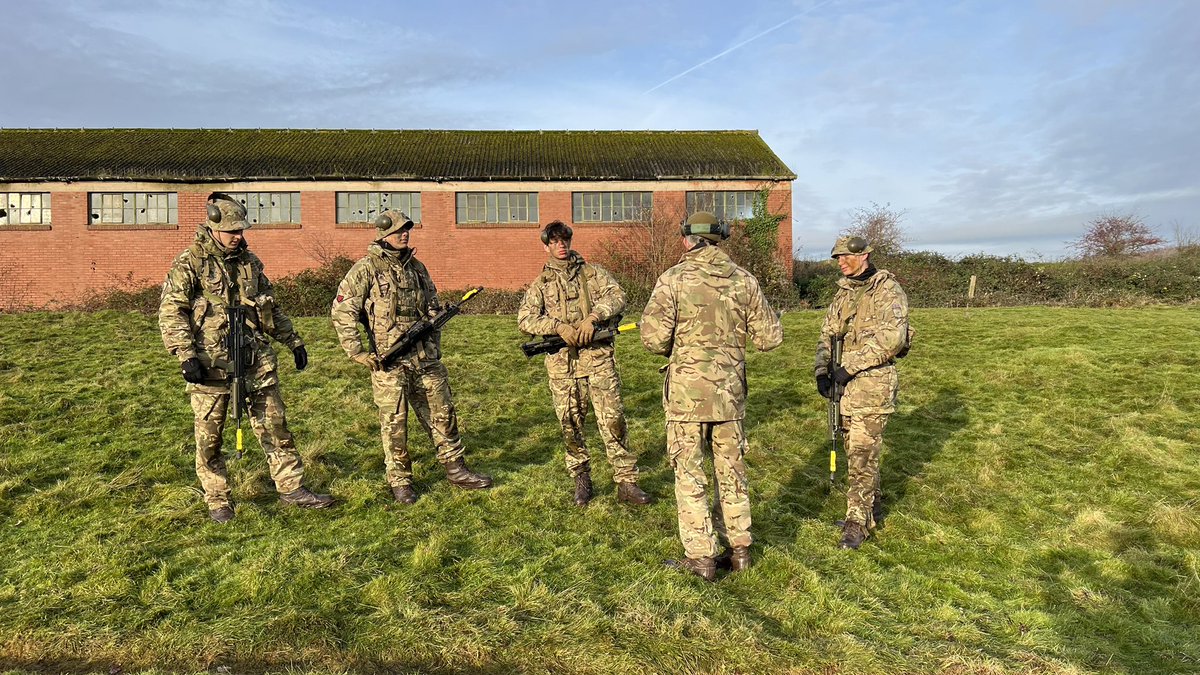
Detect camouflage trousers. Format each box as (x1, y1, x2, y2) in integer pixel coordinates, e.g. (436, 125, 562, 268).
(190, 384, 305, 509)
(371, 359, 466, 488)
(843, 413, 889, 529)
(666, 420, 750, 559)
(548, 369, 638, 483)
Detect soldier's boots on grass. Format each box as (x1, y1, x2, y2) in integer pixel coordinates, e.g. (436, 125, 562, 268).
(664, 556, 717, 582)
(391, 484, 418, 505)
(716, 546, 752, 572)
(872, 490, 885, 526)
(574, 473, 593, 507)
(839, 520, 868, 550)
(616, 481, 652, 505)
(209, 506, 235, 523)
(280, 487, 335, 509)
(442, 458, 493, 490)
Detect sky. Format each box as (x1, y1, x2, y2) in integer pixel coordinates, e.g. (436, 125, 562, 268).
(2, 0, 1196, 259)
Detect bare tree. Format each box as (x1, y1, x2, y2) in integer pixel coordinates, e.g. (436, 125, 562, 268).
(1070, 213, 1164, 258)
(844, 202, 908, 256)
(1171, 219, 1200, 254)
(594, 204, 685, 296)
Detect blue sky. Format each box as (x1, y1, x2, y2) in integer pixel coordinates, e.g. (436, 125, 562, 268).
(3, 0, 1196, 259)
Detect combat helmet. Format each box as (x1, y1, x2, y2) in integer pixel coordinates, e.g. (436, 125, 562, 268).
(206, 193, 250, 232)
(681, 211, 730, 242)
(375, 210, 414, 239)
(830, 236, 872, 258)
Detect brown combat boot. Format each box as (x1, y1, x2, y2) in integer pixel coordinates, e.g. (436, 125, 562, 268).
(391, 484, 418, 504)
(729, 546, 751, 572)
(279, 487, 335, 509)
(573, 473, 593, 507)
(664, 556, 716, 582)
(442, 458, 493, 489)
(839, 520, 867, 550)
(209, 506, 235, 523)
(616, 481, 651, 505)
(715, 546, 751, 572)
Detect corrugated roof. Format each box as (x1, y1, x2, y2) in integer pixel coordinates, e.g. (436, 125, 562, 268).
(0, 129, 796, 182)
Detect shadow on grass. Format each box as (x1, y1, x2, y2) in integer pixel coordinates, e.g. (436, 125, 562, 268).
(878, 388, 967, 526)
(756, 387, 967, 543)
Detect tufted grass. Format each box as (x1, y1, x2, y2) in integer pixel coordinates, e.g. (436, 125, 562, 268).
(0, 308, 1198, 674)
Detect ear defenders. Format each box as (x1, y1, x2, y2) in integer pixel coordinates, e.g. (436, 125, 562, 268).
(540, 222, 573, 245)
(206, 192, 246, 223)
(680, 219, 731, 240)
(375, 212, 415, 232)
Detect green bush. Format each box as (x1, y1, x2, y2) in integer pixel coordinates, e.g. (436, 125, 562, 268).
(795, 249, 1200, 308)
(73, 256, 527, 316)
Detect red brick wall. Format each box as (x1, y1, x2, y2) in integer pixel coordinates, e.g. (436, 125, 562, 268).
(0, 181, 792, 308)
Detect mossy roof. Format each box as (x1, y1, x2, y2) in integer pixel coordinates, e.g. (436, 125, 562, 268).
(0, 129, 795, 182)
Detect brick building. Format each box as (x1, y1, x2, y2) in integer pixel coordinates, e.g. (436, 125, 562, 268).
(0, 129, 795, 308)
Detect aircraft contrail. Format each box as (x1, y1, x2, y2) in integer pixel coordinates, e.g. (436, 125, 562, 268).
(643, 0, 839, 95)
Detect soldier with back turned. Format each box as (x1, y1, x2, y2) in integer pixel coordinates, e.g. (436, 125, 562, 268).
(641, 211, 783, 581)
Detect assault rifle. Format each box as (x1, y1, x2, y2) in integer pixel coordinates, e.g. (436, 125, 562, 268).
(225, 305, 251, 460)
(378, 287, 482, 369)
(827, 335, 846, 491)
(521, 321, 639, 358)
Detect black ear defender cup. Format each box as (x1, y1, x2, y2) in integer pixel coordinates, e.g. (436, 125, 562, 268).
(376, 213, 392, 230)
(540, 222, 573, 245)
(206, 192, 245, 223)
(847, 236, 868, 254)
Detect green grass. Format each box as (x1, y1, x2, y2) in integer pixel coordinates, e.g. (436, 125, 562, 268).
(1, 308, 1198, 674)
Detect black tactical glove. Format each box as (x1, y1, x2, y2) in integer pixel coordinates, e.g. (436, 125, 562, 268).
(181, 357, 206, 384)
(293, 346, 308, 371)
(816, 374, 833, 399)
(832, 365, 855, 386)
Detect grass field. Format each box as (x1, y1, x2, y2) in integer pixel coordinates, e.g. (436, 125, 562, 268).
(1, 308, 1198, 674)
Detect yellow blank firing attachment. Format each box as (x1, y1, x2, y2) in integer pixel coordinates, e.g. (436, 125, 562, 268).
(617, 322, 639, 333)
(460, 286, 483, 302)
(237, 428, 244, 454)
(830, 449, 836, 473)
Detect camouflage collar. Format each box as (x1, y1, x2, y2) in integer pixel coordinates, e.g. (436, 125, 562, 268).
(837, 268, 892, 291)
(194, 225, 246, 260)
(680, 244, 735, 276)
(369, 242, 414, 266)
(543, 251, 585, 277)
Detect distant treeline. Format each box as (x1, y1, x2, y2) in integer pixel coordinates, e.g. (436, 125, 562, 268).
(41, 247, 1200, 316)
(794, 248, 1200, 308)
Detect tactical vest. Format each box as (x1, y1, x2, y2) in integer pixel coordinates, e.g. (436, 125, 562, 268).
(537, 263, 594, 325)
(836, 273, 913, 360)
(186, 244, 277, 348)
(361, 251, 437, 359)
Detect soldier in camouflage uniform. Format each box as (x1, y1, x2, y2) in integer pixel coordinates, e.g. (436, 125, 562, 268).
(815, 235, 910, 550)
(517, 221, 651, 507)
(641, 212, 783, 581)
(331, 210, 492, 504)
(159, 193, 334, 523)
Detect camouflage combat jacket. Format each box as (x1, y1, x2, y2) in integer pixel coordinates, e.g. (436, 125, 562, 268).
(641, 245, 783, 422)
(158, 226, 303, 393)
(815, 268, 909, 415)
(331, 244, 443, 367)
(517, 252, 626, 379)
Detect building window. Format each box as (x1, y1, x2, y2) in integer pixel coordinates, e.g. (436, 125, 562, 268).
(686, 191, 755, 221)
(0, 192, 51, 226)
(224, 192, 301, 226)
(456, 192, 539, 224)
(89, 192, 177, 225)
(573, 192, 652, 223)
(336, 192, 421, 224)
